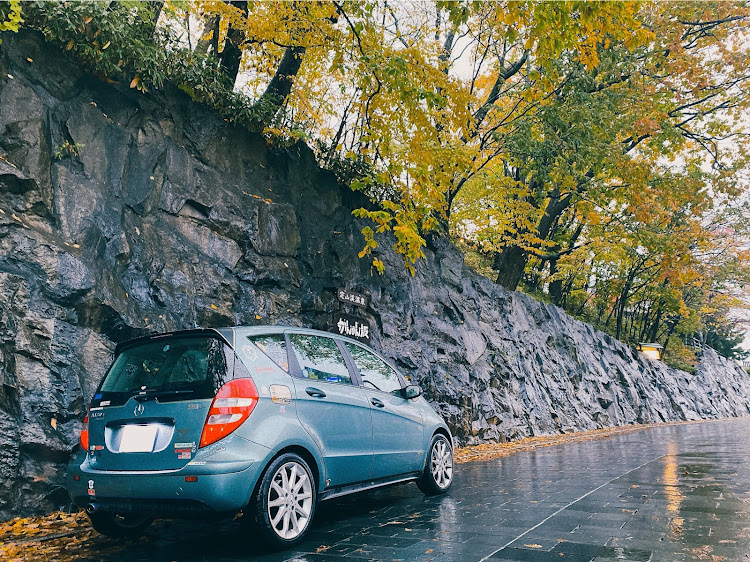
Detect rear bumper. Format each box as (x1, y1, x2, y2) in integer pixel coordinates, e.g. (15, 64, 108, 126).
(67, 439, 272, 514)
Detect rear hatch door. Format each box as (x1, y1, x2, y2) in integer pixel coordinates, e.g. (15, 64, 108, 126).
(86, 332, 235, 471)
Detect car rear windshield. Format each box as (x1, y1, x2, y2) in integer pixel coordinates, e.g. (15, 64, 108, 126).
(97, 335, 234, 405)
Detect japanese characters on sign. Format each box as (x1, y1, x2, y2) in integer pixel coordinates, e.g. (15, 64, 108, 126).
(334, 313, 371, 343)
(337, 288, 368, 308)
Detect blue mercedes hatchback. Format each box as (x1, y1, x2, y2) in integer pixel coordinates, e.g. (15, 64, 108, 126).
(67, 326, 454, 548)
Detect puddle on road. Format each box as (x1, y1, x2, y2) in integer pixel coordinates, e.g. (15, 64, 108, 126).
(617, 438, 750, 561)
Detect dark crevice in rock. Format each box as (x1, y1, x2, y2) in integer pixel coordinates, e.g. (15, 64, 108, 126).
(179, 198, 212, 220)
(73, 299, 145, 343)
(19, 442, 74, 463)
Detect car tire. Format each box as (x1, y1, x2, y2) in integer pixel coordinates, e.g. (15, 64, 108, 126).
(87, 511, 153, 538)
(417, 434, 454, 495)
(250, 452, 317, 549)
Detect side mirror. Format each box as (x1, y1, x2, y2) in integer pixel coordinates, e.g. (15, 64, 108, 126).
(403, 384, 422, 399)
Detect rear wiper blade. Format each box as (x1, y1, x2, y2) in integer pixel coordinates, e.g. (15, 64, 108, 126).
(133, 389, 195, 402)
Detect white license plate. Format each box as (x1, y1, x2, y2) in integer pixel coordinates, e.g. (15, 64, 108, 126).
(118, 424, 158, 453)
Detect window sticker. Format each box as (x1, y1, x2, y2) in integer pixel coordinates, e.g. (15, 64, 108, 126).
(240, 344, 258, 362)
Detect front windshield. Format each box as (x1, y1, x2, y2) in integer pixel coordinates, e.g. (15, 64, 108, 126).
(98, 336, 233, 405)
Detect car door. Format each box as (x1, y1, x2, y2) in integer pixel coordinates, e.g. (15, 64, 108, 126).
(342, 341, 425, 479)
(287, 332, 373, 487)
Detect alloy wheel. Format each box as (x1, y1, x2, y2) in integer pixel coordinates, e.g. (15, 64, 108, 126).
(267, 461, 314, 540)
(430, 437, 453, 489)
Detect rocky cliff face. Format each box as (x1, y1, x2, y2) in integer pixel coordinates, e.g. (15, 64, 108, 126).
(1, 31, 749, 519)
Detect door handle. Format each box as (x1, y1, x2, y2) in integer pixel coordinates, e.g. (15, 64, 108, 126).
(371, 397, 385, 408)
(305, 387, 327, 398)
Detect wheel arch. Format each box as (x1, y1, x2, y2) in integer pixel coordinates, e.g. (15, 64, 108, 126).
(432, 426, 453, 448)
(249, 445, 322, 502)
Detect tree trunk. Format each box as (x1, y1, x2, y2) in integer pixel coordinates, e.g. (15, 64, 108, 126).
(493, 245, 527, 290)
(615, 293, 627, 340)
(615, 268, 637, 340)
(647, 304, 664, 342)
(492, 189, 573, 291)
(547, 221, 583, 306)
(218, 1, 248, 85)
(254, 44, 307, 123)
(662, 316, 680, 352)
(195, 15, 220, 55)
(548, 259, 563, 304)
(142, 1, 164, 38)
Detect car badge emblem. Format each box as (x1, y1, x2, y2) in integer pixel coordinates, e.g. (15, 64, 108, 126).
(134, 403, 145, 417)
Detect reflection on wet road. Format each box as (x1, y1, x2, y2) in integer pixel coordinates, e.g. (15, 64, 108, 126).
(84, 417, 750, 561)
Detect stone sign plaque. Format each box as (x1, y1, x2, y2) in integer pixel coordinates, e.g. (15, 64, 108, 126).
(333, 313, 371, 343)
(337, 288, 368, 308)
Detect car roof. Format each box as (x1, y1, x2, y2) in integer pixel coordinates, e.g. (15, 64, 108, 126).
(234, 325, 400, 371)
(116, 325, 375, 352)
(115, 325, 402, 375)
(234, 325, 367, 346)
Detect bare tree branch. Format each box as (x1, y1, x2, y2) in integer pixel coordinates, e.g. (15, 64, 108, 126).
(471, 50, 528, 135)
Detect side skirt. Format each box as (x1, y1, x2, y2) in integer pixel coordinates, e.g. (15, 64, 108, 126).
(318, 473, 421, 502)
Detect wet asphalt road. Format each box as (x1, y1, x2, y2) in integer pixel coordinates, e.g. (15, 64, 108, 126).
(90, 417, 750, 561)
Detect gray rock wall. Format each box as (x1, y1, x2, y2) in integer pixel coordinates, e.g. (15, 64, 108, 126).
(1, 31, 749, 519)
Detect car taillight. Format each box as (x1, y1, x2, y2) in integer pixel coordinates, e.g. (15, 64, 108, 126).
(199, 378, 259, 448)
(79, 414, 89, 451)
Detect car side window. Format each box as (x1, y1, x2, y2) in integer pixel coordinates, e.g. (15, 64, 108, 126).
(344, 342, 402, 394)
(289, 334, 352, 385)
(249, 334, 288, 372)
